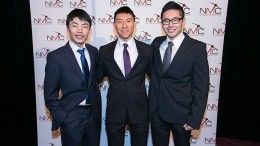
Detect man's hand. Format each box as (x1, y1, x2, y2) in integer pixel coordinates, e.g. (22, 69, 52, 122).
(183, 123, 193, 131)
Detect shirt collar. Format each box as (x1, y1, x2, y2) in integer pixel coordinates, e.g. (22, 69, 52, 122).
(117, 37, 135, 49)
(165, 33, 185, 49)
(69, 41, 85, 53)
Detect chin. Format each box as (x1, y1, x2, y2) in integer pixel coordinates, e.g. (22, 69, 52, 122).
(167, 34, 175, 38)
(76, 40, 86, 44)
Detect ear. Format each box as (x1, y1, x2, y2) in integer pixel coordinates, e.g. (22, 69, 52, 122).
(113, 22, 116, 29)
(182, 17, 186, 25)
(182, 18, 186, 30)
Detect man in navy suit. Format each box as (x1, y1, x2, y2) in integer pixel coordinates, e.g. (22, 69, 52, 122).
(148, 1, 210, 146)
(97, 6, 153, 146)
(44, 9, 101, 146)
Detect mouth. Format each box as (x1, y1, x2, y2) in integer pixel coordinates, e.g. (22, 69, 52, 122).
(121, 30, 128, 34)
(167, 28, 176, 33)
(75, 35, 85, 39)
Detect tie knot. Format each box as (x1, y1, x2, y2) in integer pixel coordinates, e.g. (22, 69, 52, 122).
(123, 43, 128, 49)
(168, 41, 173, 46)
(77, 48, 84, 55)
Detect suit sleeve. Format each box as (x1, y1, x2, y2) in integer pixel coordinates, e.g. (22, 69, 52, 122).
(146, 45, 153, 79)
(97, 47, 107, 84)
(44, 52, 68, 131)
(186, 42, 210, 130)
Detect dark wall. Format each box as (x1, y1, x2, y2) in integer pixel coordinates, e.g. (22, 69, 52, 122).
(3, 0, 259, 145)
(3, 0, 37, 146)
(217, 0, 260, 143)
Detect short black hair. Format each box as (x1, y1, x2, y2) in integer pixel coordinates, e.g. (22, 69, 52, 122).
(66, 8, 92, 27)
(114, 6, 135, 21)
(161, 1, 185, 20)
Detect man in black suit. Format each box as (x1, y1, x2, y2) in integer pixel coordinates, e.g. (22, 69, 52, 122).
(148, 1, 210, 146)
(44, 9, 101, 146)
(97, 6, 153, 146)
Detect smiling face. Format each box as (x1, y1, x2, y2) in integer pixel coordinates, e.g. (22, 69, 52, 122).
(67, 17, 90, 48)
(113, 13, 136, 42)
(161, 9, 186, 40)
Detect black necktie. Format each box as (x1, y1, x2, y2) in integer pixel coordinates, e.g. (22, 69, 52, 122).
(163, 41, 173, 72)
(77, 48, 90, 84)
(123, 43, 131, 78)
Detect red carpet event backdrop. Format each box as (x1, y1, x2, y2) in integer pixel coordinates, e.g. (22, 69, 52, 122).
(30, 0, 228, 145)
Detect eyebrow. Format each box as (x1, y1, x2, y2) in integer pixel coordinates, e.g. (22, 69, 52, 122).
(115, 18, 134, 21)
(71, 22, 89, 25)
(163, 16, 182, 19)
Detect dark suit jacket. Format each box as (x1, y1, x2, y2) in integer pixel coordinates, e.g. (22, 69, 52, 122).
(44, 42, 101, 131)
(97, 39, 153, 124)
(148, 33, 209, 129)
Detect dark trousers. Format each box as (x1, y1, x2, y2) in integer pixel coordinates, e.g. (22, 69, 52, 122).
(105, 113, 149, 146)
(150, 109, 191, 146)
(60, 106, 100, 146)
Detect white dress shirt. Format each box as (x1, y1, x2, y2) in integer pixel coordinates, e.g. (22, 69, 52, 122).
(114, 38, 138, 77)
(159, 33, 185, 63)
(69, 41, 91, 105)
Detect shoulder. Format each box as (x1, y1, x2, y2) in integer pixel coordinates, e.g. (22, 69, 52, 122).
(86, 43, 97, 49)
(86, 44, 98, 55)
(99, 40, 117, 52)
(47, 45, 66, 57)
(134, 39, 153, 56)
(184, 32, 206, 47)
(151, 36, 166, 47)
(135, 40, 153, 52)
(183, 34, 207, 55)
(152, 36, 166, 42)
(45, 45, 67, 63)
(184, 33, 206, 48)
(135, 39, 151, 48)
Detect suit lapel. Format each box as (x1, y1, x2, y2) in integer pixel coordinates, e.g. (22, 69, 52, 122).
(104, 40, 148, 79)
(106, 41, 125, 78)
(153, 34, 191, 74)
(126, 40, 146, 79)
(85, 44, 95, 87)
(63, 42, 85, 82)
(168, 35, 191, 70)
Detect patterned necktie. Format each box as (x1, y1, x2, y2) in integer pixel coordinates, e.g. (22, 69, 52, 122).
(77, 48, 90, 84)
(123, 43, 131, 78)
(162, 41, 173, 72)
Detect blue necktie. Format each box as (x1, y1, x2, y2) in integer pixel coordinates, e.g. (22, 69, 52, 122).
(162, 41, 173, 72)
(77, 48, 90, 83)
(123, 43, 131, 78)
(77, 48, 90, 104)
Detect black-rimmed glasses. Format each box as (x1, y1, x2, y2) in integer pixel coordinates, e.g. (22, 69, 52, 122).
(162, 18, 183, 25)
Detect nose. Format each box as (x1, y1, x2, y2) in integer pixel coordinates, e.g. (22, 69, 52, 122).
(77, 26, 83, 32)
(169, 20, 175, 26)
(122, 21, 128, 28)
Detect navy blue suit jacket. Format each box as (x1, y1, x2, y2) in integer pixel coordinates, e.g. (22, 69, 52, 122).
(44, 42, 101, 131)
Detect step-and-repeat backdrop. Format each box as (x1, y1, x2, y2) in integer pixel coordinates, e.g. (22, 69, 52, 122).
(30, 0, 228, 145)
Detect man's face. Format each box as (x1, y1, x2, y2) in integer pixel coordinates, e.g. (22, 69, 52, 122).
(113, 13, 136, 42)
(67, 17, 90, 47)
(161, 9, 185, 40)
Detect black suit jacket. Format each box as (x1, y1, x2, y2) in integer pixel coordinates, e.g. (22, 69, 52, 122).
(44, 42, 101, 131)
(97, 39, 153, 124)
(148, 33, 209, 129)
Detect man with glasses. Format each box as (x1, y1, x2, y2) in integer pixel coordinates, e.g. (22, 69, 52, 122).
(148, 1, 210, 146)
